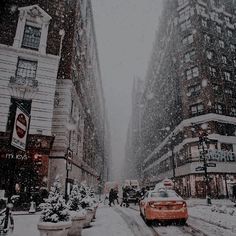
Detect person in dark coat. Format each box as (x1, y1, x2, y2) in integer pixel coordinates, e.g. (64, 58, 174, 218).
(120, 187, 129, 207)
(113, 189, 119, 204)
(109, 188, 115, 207)
(232, 185, 236, 206)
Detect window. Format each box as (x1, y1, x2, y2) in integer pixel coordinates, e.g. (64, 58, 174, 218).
(213, 84, 219, 91)
(230, 44, 236, 52)
(222, 55, 227, 64)
(206, 50, 213, 60)
(186, 66, 199, 80)
(225, 89, 233, 95)
(180, 19, 191, 31)
(198, 5, 206, 15)
(178, 0, 189, 6)
(214, 103, 223, 114)
(202, 19, 207, 27)
(70, 99, 74, 116)
(184, 50, 195, 62)
(21, 24, 41, 50)
(225, 16, 230, 24)
(204, 34, 211, 43)
(16, 59, 37, 79)
(233, 59, 236, 67)
(209, 66, 217, 77)
(13, 5, 51, 54)
(190, 103, 204, 115)
(190, 145, 199, 158)
(212, 12, 219, 20)
(216, 25, 221, 34)
(230, 107, 236, 116)
(223, 71, 231, 81)
(227, 30, 233, 37)
(219, 40, 225, 48)
(187, 84, 201, 96)
(182, 34, 193, 45)
(179, 7, 191, 21)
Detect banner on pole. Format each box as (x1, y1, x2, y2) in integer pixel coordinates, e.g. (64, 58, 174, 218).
(11, 107, 30, 151)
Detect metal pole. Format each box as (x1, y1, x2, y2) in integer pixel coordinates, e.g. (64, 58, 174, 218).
(201, 136, 211, 204)
(65, 167, 69, 202)
(4, 147, 16, 230)
(65, 131, 71, 202)
(172, 148, 176, 190)
(224, 173, 229, 199)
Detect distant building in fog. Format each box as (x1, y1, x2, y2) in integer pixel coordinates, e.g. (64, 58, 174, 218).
(125, 77, 144, 180)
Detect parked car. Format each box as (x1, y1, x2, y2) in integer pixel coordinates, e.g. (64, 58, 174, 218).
(139, 188, 188, 226)
(125, 187, 139, 204)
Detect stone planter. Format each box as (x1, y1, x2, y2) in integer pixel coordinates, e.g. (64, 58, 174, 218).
(83, 208, 94, 228)
(93, 205, 98, 220)
(37, 221, 72, 236)
(68, 212, 86, 236)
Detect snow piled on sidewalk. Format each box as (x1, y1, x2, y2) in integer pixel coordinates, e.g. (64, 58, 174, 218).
(82, 206, 134, 236)
(12, 214, 40, 236)
(187, 198, 236, 233)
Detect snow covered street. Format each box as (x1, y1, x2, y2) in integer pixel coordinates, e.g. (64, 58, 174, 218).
(8, 200, 236, 236)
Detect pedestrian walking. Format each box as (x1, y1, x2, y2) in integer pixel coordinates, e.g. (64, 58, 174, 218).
(114, 189, 119, 205)
(232, 185, 236, 207)
(109, 188, 115, 207)
(120, 187, 129, 207)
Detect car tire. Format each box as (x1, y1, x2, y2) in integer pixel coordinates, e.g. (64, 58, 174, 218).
(144, 211, 152, 226)
(179, 219, 187, 226)
(139, 209, 143, 217)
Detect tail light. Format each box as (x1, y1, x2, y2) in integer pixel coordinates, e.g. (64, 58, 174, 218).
(148, 201, 156, 208)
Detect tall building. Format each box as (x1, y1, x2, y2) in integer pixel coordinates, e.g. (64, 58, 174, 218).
(140, 0, 236, 198)
(0, 0, 110, 197)
(124, 77, 144, 180)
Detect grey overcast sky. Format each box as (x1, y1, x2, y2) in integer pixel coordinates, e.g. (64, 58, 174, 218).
(92, 0, 163, 180)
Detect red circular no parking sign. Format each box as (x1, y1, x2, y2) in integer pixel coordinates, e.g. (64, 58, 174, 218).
(16, 113, 27, 139)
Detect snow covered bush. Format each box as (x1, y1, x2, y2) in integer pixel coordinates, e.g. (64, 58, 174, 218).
(79, 182, 97, 209)
(67, 183, 82, 211)
(40, 176, 70, 223)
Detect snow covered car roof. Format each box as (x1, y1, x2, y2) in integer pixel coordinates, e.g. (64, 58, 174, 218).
(147, 189, 183, 201)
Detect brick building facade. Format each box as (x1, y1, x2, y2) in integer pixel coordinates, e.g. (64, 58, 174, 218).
(136, 0, 236, 198)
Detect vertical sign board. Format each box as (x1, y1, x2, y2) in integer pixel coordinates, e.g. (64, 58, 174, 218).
(11, 107, 30, 151)
(66, 148, 73, 171)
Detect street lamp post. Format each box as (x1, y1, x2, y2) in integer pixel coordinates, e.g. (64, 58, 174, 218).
(198, 132, 211, 204)
(171, 147, 176, 189)
(168, 135, 176, 190)
(65, 147, 73, 203)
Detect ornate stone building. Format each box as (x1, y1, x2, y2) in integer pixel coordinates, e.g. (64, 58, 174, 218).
(0, 0, 110, 197)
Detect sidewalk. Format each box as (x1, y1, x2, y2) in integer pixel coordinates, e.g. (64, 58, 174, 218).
(187, 198, 235, 207)
(82, 206, 134, 236)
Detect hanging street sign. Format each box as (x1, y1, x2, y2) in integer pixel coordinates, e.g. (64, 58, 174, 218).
(206, 163, 216, 167)
(195, 166, 205, 171)
(11, 107, 30, 151)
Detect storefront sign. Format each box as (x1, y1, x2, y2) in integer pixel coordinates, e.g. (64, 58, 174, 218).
(11, 107, 30, 151)
(5, 153, 29, 160)
(207, 149, 235, 162)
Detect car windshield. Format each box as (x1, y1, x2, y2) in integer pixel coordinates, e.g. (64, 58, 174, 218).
(150, 190, 179, 198)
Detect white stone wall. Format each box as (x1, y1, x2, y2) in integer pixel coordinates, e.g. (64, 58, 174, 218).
(51, 79, 85, 158)
(0, 44, 60, 135)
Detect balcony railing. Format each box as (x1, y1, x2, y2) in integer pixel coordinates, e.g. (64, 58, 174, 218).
(9, 75, 38, 89)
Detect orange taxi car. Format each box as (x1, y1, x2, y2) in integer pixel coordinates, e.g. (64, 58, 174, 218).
(139, 188, 188, 226)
